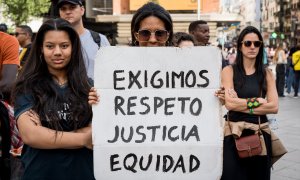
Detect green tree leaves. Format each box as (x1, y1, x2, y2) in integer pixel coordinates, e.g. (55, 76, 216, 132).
(0, 0, 50, 25)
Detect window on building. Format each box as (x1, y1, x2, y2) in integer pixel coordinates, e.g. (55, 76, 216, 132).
(270, 22, 274, 30)
(92, 0, 113, 15)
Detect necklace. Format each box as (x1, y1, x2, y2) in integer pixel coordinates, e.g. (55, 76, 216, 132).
(54, 79, 68, 86)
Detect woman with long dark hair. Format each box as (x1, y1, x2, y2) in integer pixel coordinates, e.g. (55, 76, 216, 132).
(130, 2, 173, 47)
(12, 18, 95, 179)
(221, 26, 278, 180)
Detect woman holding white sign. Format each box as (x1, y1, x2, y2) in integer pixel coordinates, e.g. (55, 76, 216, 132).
(12, 18, 95, 179)
(130, 2, 173, 47)
(88, 4, 175, 104)
(221, 26, 279, 180)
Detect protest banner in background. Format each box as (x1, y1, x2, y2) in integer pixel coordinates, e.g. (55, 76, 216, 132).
(93, 47, 223, 180)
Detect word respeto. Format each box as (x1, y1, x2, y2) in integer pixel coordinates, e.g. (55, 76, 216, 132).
(115, 96, 202, 116)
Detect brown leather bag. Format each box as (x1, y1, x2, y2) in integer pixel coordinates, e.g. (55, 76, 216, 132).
(228, 114, 263, 158)
(235, 133, 262, 158)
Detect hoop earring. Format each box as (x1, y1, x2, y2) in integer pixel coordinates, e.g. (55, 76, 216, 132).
(40, 54, 43, 62)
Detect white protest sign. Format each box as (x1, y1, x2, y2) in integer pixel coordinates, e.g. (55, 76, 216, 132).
(93, 47, 223, 180)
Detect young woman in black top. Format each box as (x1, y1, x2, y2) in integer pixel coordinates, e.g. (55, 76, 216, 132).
(12, 18, 95, 180)
(221, 26, 278, 180)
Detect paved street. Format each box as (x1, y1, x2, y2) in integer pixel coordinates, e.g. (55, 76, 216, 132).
(271, 96, 300, 180)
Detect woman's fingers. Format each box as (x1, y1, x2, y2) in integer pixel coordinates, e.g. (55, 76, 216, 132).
(88, 87, 100, 105)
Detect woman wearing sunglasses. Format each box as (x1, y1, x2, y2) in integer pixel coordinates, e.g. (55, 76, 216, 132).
(221, 26, 278, 180)
(130, 2, 173, 47)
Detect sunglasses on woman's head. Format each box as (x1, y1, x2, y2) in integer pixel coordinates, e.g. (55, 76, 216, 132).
(136, 29, 169, 42)
(241, 41, 262, 48)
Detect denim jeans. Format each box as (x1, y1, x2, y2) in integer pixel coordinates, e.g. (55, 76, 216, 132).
(295, 71, 300, 96)
(286, 67, 295, 93)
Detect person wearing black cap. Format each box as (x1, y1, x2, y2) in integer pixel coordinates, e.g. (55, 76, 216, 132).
(58, 0, 110, 80)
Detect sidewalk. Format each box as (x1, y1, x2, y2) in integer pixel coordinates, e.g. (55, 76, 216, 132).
(271, 96, 300, 180)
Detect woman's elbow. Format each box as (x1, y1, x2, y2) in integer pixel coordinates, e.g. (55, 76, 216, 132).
(268, 102, 278, 114)
(18, 126, 39, 146)
(19, 131, 34, 145)
(271, 106, 279, 114)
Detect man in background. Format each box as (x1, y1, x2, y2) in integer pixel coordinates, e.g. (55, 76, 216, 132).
(58, 0, 110, 79)
(15, 25, 33, 67)
(188, 20, 210, 46)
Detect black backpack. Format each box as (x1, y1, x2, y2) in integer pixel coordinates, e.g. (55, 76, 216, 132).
(89, 30, 101, 49)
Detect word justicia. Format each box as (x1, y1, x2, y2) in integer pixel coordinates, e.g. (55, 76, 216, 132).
(113, 70, 210, 90)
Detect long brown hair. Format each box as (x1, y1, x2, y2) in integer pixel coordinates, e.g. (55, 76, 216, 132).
(273, 45, 284, 63)
(12, 18, 92, 131)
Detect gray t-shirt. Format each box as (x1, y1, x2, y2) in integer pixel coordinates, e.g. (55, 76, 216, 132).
(80, 29, 110, 79)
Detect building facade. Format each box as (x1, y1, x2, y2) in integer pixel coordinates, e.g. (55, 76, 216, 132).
(87, 0, 243, 45)
(261, 0, 300, 48)
(48, 0, 300, 47)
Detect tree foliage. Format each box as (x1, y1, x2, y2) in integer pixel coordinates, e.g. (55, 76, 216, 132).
(0, 0, 50, 25)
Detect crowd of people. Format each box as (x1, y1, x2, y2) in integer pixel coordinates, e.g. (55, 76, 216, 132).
(271, 44, 300, 98)
(0, 0, 288, 179)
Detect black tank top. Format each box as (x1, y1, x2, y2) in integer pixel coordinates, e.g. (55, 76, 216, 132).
(228, 67, 268, 124)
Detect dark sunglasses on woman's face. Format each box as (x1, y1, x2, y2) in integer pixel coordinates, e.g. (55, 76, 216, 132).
(241, 41, 262, 48)
(136, 29, 169, 42)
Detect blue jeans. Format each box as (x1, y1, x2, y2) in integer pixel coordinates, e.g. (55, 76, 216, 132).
(295, 71, 300, 96)
(286, 67, 294, 93)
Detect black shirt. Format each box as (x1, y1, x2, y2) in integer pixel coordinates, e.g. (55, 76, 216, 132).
(14, 82, 95, 180)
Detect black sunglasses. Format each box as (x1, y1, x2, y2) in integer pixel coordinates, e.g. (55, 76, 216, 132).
(136, 29, 169, 42)
(241, 41, 262, 48)
(15, 32, 26, 37)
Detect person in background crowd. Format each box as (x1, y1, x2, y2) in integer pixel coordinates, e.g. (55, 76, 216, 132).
(221, 26, 278, 180)
(0, 23, 8, 33)
(226, 47, 237, 65)
(0, 29, 20, 180)
(217, 44, 229, 69)
(188, 20, 210, 46)
(0, 32, 19, 101)
(15, 25, 33, 67)
(12, 18, 94, 180)
(269, 46, 275, 64)
(286, 45, 297, 95)
(172, 32, 195, 48)
(292, 45, 300, 98)
(263, 46, 269, 66)
(273, 44, 287, 97)
(58, 0, 110, 79)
